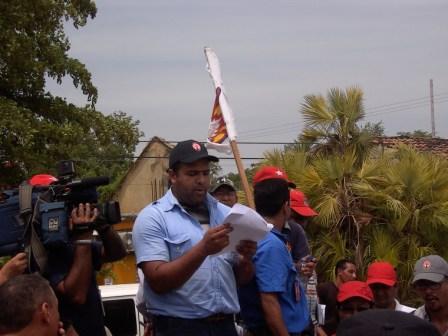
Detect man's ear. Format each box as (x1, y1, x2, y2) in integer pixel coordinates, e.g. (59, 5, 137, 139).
(40, 302, 51, 324)
(167, 169, 176, 185)
(283, 201, 291, 218)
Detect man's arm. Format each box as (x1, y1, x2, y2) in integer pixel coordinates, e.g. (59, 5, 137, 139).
(260, 292, 290, 336)
(97, 226, 127, 263)
(0, 252, 27, 285)
(55, 204, 96, 305)
(233, 240, 257, 285)
(140, 224, 232, 294)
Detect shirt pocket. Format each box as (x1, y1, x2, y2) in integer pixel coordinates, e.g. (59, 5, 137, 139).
(164, 235, 192, 260)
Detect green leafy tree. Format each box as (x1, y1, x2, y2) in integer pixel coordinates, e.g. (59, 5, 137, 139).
(0, 0, 97, 104)
(0, 1, 142, 191)
(396, 130, 432, 138)
(362, 121, 385, 137)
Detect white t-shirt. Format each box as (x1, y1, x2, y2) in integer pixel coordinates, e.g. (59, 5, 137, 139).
(395, 299, 415, 313)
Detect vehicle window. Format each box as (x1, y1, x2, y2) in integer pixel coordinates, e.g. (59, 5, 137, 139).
(103, 298, 137, 336)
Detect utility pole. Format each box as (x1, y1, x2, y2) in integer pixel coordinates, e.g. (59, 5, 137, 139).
(430, 79, 435, 137)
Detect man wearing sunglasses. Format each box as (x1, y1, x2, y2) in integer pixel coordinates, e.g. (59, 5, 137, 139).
(412, 255, 448, 336)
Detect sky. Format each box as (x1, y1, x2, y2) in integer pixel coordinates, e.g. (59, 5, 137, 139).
(47, 0, 448, 173)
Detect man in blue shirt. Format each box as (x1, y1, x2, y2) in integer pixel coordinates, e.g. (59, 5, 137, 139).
(239, 166, 309, 336)
(133, 139, 257, 336)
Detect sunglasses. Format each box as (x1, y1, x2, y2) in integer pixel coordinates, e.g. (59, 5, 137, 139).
(338, 304, 372, 313)
(413, 279, 447, 291)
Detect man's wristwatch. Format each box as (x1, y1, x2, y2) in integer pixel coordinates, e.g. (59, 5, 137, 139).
(74, 239, 93, 245)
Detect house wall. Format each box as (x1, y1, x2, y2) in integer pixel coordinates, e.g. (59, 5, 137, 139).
(98, 139, 171, 285)
(115, 140, 170, 215)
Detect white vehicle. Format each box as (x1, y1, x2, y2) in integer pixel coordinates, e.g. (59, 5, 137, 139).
(100, 283, 145, 336)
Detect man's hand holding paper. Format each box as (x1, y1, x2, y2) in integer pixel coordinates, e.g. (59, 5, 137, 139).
(216, 203, 270, 255)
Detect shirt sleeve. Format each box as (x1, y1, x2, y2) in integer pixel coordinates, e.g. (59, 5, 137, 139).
(132, 206, 169, 265)
(45, 246, 72, 287)
(92, 241, 103, 271)
(45, 243, 103, 287)
(254, 239, 289, 293)
(317, 283, 329, 304)
(290, 222, 310, 261)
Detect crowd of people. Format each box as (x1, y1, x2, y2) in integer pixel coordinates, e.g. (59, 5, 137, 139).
(1, 138, 448, 336)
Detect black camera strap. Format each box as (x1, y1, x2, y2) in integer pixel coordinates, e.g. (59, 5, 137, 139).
(19, 183, 48, 274)
(19, 182, 33, 217)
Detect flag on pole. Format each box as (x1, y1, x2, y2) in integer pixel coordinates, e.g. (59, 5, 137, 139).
(204, 47, 237, 153)
(204, 47, 256, 208)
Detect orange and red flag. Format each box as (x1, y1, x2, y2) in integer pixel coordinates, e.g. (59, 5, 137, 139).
(205, 47, 236, 153)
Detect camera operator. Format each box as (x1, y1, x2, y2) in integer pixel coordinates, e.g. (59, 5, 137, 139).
(46, 203, 126, 336)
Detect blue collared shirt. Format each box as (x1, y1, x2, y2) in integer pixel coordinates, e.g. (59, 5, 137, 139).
(239, 228, 309, 333)
(133, 189, 240, 318)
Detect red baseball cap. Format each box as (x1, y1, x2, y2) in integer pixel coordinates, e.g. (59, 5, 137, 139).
(337, 281, 374, 303)
(366, 261, 397, 287)
(252, 166, 296, 188)
(29, 174, 58, 186)
(290, 189, 318, 217)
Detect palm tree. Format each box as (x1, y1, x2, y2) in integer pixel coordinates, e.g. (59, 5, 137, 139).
(262, 87, 448, 303)
(300, 87, 374, 165)
(296, 87, 376, 268)
(354, 146, 448, 301)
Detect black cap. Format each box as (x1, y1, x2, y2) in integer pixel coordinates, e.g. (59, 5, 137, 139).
(337, 310, 439, 336)
(169, 140, 219, 169)
(210, 177, 236, 193)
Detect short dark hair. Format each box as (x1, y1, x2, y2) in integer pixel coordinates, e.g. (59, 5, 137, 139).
(254, 179, 289, 217)
(335, 259, 355, 276)
(0, 273, 56, 333)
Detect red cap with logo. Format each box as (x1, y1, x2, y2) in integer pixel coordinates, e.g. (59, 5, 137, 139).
(366, 261, 397, 287)
(290, 189, 318, 217)
(337, 281, 374, 303)
(29, 174, 58, 186)
(252, 166, 296, 188)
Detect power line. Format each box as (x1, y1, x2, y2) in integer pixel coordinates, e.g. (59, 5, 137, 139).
(239, 93, 448, 138)
(135, 93, 448, 143)
(138, 140, 299, 145)
(365, 92, 448, 112)
(80, 156, 266, 161)
(240, 127, 301, 140)
(367, 98, 448, 117)
(238, 122, 300, 136)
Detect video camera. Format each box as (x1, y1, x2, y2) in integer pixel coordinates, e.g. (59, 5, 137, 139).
(0, 160, 121, 257)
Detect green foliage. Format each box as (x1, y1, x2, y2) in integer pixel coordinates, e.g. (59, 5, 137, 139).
(0, 0, 98, 103)
(263, 87, 448, 304)
(397, 130, 432, 138)
(0, 1, 143, 196)
(362, 122, 385, 137)
(300, 87, 372, 161)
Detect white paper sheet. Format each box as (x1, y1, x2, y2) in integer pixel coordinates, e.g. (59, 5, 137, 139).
(217, 203, 271, 254)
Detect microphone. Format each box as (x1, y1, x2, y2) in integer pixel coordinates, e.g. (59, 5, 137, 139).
(66, 176, 110, 188)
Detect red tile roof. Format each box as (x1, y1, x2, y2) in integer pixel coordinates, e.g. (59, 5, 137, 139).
(373, 136, 448, 156)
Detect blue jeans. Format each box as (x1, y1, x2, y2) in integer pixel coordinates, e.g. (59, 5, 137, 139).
(153, 314, 238, 336)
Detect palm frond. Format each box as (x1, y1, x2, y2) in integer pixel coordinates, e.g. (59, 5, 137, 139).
(314, 193, 341, 228)
(301, 94, 334, 128)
